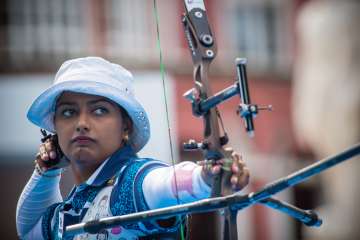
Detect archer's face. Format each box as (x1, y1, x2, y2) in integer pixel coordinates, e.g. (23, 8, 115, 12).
(54, 92, 126, 170)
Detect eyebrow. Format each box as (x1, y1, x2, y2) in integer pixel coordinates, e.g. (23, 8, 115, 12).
(56, 98, 115, 108)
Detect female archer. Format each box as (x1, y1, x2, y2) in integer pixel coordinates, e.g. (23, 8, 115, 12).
(16, 57, 250, 239)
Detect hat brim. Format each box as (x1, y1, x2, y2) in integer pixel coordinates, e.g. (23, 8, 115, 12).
(27, 80, 150, 152)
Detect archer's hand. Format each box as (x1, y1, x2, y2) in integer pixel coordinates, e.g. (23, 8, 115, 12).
(200, 151, 250, 192)
(35, 138, 64, 171)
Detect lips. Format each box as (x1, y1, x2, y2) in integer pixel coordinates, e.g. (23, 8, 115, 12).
(71, 136, 95, 145)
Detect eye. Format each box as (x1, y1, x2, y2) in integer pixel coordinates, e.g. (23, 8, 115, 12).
(62, 109, 76, 118)
(93, 107, 108, 116)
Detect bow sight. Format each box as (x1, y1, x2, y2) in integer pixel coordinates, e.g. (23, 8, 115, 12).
(183, 57, 272, 141)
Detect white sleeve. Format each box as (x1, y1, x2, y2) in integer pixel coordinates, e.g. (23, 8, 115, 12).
(142, 161, 211, 209)
(16, 169, 63, 239)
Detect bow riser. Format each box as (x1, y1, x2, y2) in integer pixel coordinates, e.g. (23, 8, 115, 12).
(183, 0, 233, 198)
(182, 2, 236, 239)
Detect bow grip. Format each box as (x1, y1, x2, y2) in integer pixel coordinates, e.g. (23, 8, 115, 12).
(210, 148, 234, 197)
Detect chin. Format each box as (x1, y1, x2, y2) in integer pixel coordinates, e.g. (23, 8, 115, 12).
(71, 148, 97, 163)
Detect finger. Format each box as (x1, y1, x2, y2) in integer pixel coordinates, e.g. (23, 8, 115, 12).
(231, 177, 242, 191)
(238, 168, 250, 186)
(39, 144, 49, 161)
(242, 167, 249, 176)
(232, 180, 245, 191)
(41, 151, 49, 161)
(231, 175, 238, 185)
(231, 161, 239, 173)
(49, 151, 57, 159)
(231, 151, 240, 160)
(39, 144, 46, 154)
(45, 140, 54, 152)
(237, 176, 249, 190)
(232, 167, 250, 190)
(231, 158, 243, 173)
(236, 166, 249, 177)
(35, 153, 46, 169)
(237, 158, 246, 169)
(231, 158, 245, 173)
(211, 165, 222, 175)
(44, 140, 59, 159)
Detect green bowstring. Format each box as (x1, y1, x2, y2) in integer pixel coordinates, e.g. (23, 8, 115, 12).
(152, 1, 185, 239)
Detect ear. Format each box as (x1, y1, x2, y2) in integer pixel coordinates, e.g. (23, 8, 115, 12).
(118, 106, 133, 133)
(123, 116, 133, 134)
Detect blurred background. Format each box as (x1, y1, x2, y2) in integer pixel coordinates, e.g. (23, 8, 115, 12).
(0, 0, 359, 239)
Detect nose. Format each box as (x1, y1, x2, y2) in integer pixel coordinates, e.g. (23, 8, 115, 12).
(76, 111, 90, 133)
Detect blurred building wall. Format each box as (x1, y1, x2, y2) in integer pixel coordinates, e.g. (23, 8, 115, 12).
(293, 1, 360, 239)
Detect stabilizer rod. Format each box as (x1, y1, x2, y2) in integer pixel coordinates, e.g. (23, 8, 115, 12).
(65, 143, 359, 237)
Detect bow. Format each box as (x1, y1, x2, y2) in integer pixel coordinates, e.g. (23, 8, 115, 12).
(64, 1, 360, 239)
(180, 1, 274, 238)
(180, 1, 245, 238)
(65, 143, 360, 238)
(182, 0, 233, 196)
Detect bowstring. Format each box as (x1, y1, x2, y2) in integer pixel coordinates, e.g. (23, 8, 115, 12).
(153, 0, 186, 227)
(152, 2, 186, 238)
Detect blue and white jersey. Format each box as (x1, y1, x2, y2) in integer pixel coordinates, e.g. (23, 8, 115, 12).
(41, 146, 180, 240)
(16, 145, 211, 240)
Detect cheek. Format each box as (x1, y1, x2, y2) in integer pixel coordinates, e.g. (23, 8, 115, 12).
(93, 118, 123, 148)
(99, 119, 124, 147)
(54, 121, 73, 151)
(57, 131, 69, 152)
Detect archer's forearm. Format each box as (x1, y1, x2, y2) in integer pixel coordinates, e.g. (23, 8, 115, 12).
(16, 169, 63, 238)
(142, 161, 211, 209)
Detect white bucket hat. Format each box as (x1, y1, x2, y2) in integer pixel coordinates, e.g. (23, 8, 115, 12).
(27, 56, 150, 152)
